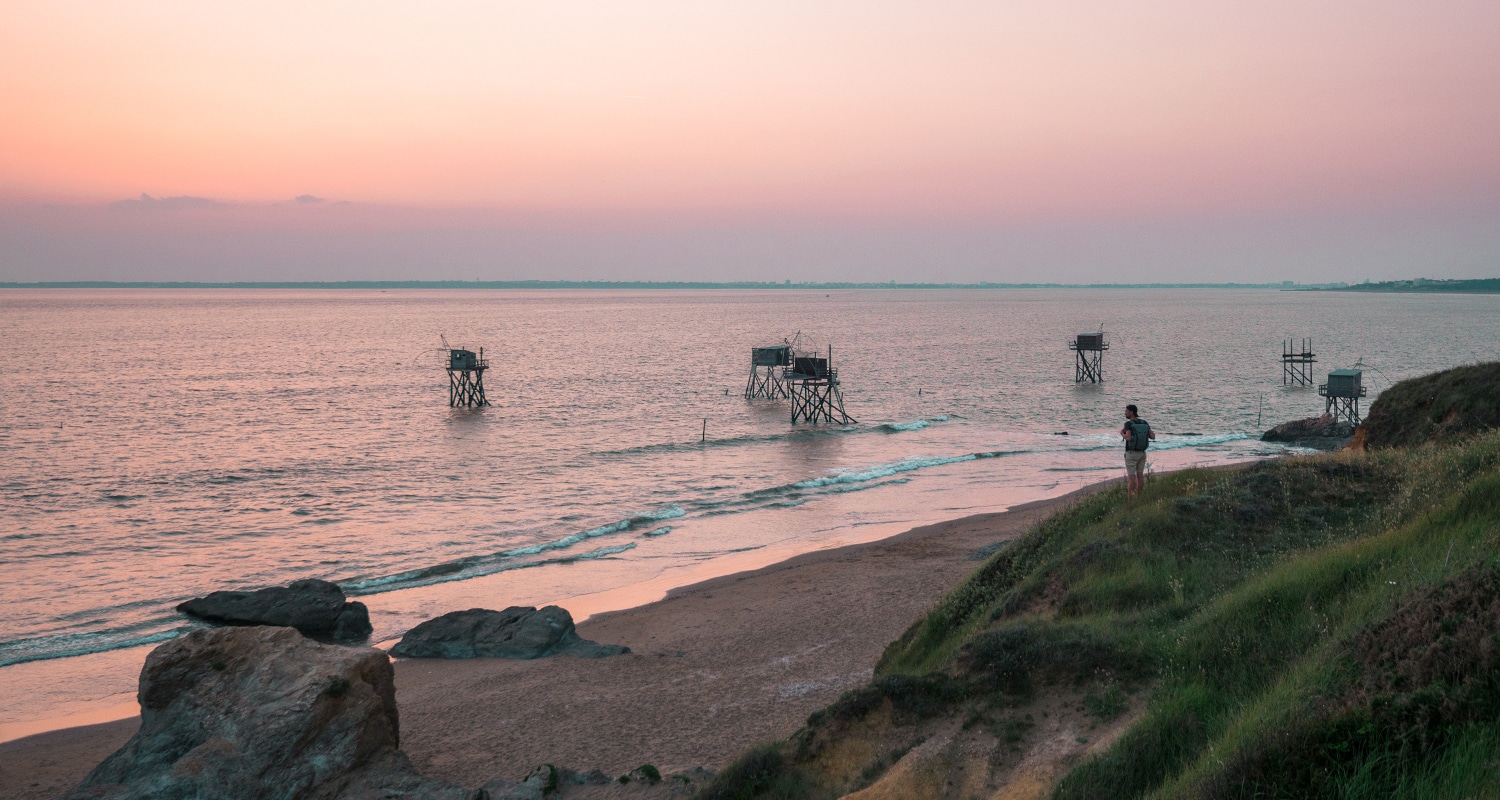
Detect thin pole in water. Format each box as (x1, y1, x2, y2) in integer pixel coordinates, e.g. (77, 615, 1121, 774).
(702, 418, 707, 442)
(1257, 394, 1263, 428)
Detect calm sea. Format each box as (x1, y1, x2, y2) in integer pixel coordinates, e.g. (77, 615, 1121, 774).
(2, 288, 1497, 732)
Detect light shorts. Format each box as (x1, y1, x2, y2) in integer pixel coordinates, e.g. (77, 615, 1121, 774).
(1124, 450, 1148, 478)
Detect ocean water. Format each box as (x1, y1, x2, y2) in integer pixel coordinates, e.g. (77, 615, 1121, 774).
(2, 287, 1497, 732)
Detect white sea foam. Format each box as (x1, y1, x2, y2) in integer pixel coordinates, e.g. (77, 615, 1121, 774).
(634, 504, 687, 522)
(1149, 433, 1252, 451)
(0, 627, 186, 669)
(564, 542, 637, 560)
(502, 504, 683, 557)
(878, 415, 951, 432)
(793, 454, 978, 489)
(341, 504, 682, 597)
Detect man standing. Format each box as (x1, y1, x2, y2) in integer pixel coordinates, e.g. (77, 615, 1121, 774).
(1121, 404, 1155, 498)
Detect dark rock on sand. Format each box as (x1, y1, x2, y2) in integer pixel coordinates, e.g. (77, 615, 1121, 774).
(478, 765, 552, 800)
(177, 578, 373, 641)
(64, 626, 470, 800)
(391, 606, 630, 660)
(1260, 414, 1354, 449)
(563, 768, 613, 786)
(476, 765, 618, 799)
(332, 601, 374, 641)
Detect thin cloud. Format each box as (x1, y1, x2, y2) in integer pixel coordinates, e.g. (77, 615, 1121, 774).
(109, 193, 225, 211)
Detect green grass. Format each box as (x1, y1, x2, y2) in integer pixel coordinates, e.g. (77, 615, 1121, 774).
(1084, 684, 1128, 722)
(1052, 448, 1500, 800)
(698, 364, 1500, 800)
(1359, 361, 1500, 449)
(695, 743, 810, 800)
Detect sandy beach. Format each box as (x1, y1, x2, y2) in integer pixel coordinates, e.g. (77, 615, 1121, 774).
(0, 486, 1100, 799)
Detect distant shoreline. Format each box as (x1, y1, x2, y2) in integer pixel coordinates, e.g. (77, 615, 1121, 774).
(1, 280, 1345, 290)
(6, 279, 1493, 292)
(1317, 277, 1500, 294)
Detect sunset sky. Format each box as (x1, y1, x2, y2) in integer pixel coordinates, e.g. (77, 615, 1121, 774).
(2, 1, 1497, 282)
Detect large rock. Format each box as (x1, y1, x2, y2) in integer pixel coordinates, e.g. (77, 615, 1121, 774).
(474, 765, 609, 792)
(65, 626, 470, 800)
(1260, 414, 1354, 449)
(177, 578, 373, 641)
(478, 766, 612, 799)
(391, 606, 630, 660)
(477, 765, 553, 800)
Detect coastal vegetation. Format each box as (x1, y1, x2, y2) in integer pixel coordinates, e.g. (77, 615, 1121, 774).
(1, 279, 1349, 290)
(1330, 278, 1500, 295)
(697, 363, 1500, 799)
(1355, 362, 1500, 450)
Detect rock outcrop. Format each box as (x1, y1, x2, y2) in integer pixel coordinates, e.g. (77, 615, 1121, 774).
(177, 578, 373, 641)
(1260, 414, 1354, 449)
(476, 765, 670, 799)
(391, 606, 629, 660)
(477, 765, 555, 800)
(65, 626, 470, 800)
(1357, 361, 1500, 449)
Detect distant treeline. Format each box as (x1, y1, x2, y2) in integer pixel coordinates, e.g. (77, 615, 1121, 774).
(1328, 278, 1500, 294)
(0, 280, 1340, 290)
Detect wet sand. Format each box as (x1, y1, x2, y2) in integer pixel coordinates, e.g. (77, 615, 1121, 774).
(0, 484, 1107, 799)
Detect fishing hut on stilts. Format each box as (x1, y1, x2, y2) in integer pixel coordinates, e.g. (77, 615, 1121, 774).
(1282, 338, 1316, 386)
(1069, 327, 1108, 383)
(786, 345, 856, 424)
(444, 338, 489, 407)
(745, 343, 792, 399)
(1319, 369, 1365, 426)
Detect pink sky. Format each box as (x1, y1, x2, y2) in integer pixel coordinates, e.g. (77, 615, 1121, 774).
(2, 1, 1498, 281)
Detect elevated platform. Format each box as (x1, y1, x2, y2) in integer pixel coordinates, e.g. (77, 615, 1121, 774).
(784, 351, 854, 423)
(1069, 332, 1108, 383)
(745, 344, 792, 399)
(1282, 338, 1317, 386)
(445, 347, 490, 407)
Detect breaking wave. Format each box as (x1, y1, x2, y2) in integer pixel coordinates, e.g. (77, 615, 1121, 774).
(1, 427, 1259, 668)
(877, 415, 951, 433)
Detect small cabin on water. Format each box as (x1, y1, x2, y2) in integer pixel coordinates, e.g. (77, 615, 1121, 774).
(1319, 368, 1366, 425)
(445, 347, 489, 407)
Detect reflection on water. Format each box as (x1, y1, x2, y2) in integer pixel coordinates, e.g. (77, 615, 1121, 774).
(1, 288, 1496, 726)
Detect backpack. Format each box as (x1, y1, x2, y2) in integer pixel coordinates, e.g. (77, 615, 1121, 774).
(1127, 419, 1151, 451)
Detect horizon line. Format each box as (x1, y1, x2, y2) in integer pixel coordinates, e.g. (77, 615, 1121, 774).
(0, 280, 1351, 290)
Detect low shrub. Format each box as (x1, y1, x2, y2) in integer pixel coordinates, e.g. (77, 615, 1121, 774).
(693, 743, 808, 800)
(808, 673, 970, 728)
(1084, 684, 1128, 721)
(1359, 361, 1500, 449)
(957, 621, 1149, 695)
(1193, 562, 1500, 799)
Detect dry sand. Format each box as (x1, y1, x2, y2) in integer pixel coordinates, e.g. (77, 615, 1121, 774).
(0, 485, 1102, 799)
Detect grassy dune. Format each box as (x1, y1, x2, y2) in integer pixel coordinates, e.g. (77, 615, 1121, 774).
(698, 364, 1500, 800)
(1357, 362, 1500, 450)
